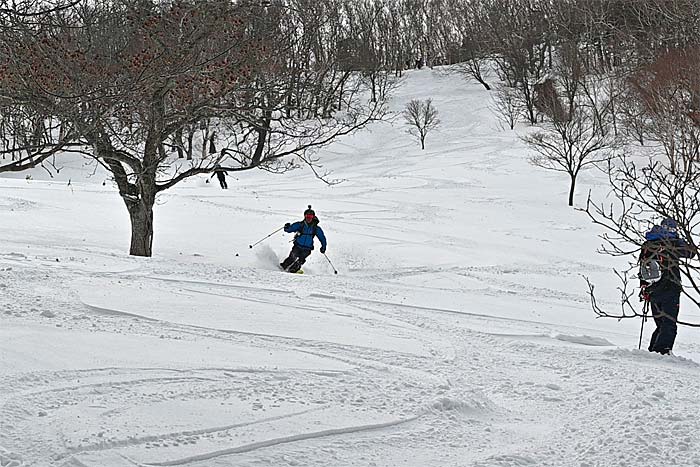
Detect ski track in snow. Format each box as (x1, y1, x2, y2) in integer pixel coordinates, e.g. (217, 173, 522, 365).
(3, 70, 700, 467)
(142, 415, 422, 467)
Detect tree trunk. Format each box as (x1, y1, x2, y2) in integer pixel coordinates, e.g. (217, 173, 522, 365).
(337, 85, 343, 111)
(476, 76, 491, 91)
(522, 80, 537, 124)
(127, 198, 154, 256)
(175, 128, 184, 158)
(568, 173, 576, 207)
(187, 131, 194, 160)
(470, 60, 491, 90)
(96, 142, 155, 257)
(251, 111, 271, 166)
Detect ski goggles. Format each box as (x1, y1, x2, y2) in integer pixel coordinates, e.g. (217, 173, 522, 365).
(304, 214, 314, 220)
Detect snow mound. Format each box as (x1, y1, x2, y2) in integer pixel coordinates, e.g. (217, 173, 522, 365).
(553, 334, 613, 346)
(430, 392, 496, 416)
(603, 348, 699, 367)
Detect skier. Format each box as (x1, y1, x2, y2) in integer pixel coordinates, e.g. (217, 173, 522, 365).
(639, 218, 696, 355)
(280, 205, 327, 273)
(210, 165, 228, 189)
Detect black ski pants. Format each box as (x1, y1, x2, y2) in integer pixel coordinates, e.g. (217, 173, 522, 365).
(216, 172, 228, 189)
(648, 288, 681, 354)
(281, 245, 311, 273)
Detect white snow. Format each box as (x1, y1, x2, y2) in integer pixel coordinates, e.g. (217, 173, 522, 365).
(2, 69, 700, 467)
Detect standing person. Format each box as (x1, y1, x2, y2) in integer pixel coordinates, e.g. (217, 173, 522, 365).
(280, 205, 327, 273)
(210, 165, 228, 189)
(639, 218, 696, 355)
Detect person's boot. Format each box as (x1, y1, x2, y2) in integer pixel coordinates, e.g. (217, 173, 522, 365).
(280, 256, 297, 271)
(287, 257, 303, 273)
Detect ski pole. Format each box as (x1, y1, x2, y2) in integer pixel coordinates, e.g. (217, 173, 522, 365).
(323, 253, 338, 274)
(249, 226, 284, 249)
(638, 300, 649, 350)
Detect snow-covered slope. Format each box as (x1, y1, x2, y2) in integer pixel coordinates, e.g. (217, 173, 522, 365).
(2, 69, 700, 467)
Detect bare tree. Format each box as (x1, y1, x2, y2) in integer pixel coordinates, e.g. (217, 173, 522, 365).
(491, 85, 521, 130)
(342, 1, 387, 104)
(582, 153, 700, 326)
(452, 42, 492, 91)
(617, 86, 649, 146)
(440, 0, 493, 90)
(532, 77, 569, 123)
(523, 79, 616, 206)
(403, 98, 440, 150)
(481, 0, 551, 124)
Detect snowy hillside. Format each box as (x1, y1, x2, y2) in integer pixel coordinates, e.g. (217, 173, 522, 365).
(2, 69, 700, 467)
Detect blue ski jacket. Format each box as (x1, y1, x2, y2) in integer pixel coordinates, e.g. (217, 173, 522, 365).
(645, 224, 679, 241)
(285, 220, 327, 251)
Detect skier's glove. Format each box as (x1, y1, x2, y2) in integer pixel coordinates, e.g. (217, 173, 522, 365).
(284, 223, 290, 229)
(320, 246, 326, 254)
(639, 286, 650, 302)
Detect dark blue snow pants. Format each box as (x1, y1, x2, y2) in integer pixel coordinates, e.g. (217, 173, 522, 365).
(648, 288, 681, 354)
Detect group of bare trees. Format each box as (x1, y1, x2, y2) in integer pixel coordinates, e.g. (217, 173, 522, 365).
(0, 0, 406, 256)
(3, 0, 498, 257)
(450, 0, 700, 322)
(359, 0, 700, 320)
